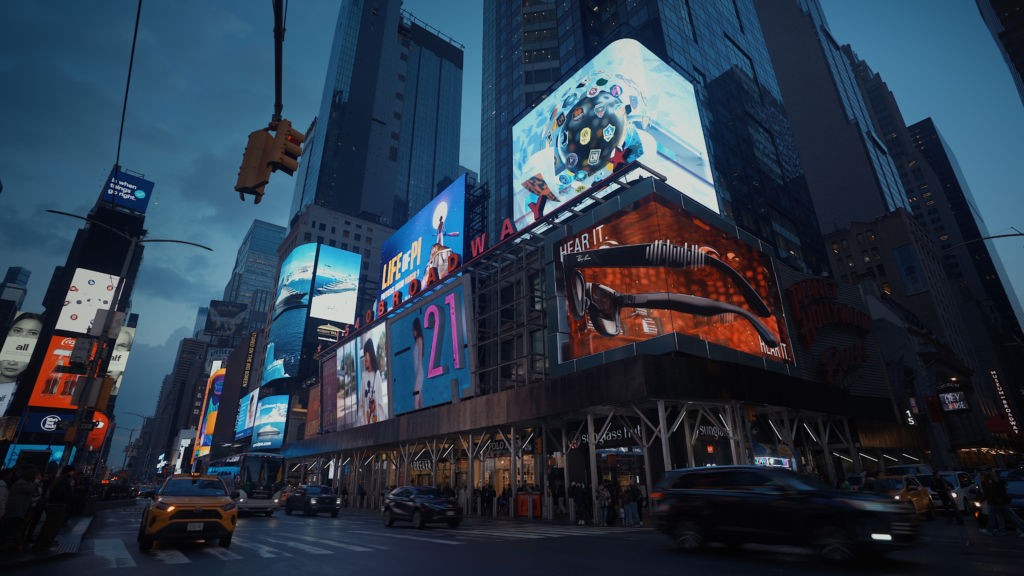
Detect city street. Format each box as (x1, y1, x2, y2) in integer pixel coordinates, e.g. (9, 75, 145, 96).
(7, 501, 1023, 576)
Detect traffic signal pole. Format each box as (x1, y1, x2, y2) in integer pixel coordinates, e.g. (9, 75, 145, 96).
(273, 0, 285, 124)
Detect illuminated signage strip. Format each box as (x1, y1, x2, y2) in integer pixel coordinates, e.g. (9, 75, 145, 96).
(989, 369, 1021, 436)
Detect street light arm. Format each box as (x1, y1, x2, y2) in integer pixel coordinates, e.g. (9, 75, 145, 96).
(944, 232, 1024, 251)
(46, 209, 214, 251)
(139, 238, 213, 251)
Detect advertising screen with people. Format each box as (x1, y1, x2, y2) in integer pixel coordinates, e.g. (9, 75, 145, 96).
(389, 281, 473, 415)
(512, 38, 717, 231)
(204, 301, 250, 338)
(194, 367, 225, 460)
(0, 310, 44, 414)
(251, 395, 289, 450)
(106, 326, 135, 395)
(234, 389, 260, 440)
(358, 324, 389, 425)
(556, 194, 792, 365)
(379, 175, 466, 306)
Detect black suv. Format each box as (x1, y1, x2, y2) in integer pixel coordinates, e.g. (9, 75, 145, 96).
(652, 466, 918, 561)
(284, 485, 341, 517)
(382, 486, 461, 529)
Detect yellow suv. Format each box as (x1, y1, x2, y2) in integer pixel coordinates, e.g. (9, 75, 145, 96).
(138, 474, 238, 550)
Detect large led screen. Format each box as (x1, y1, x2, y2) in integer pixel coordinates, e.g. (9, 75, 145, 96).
(102, 168, 155, 213)
(358, 324, 389, 425)
(3, 444, 76, 468)
(204, 301, 250, 338)
(29, 336, 82, 409)
(274, 243, 316, 318)
(251, 395, 289, 450)
(194, 367, 225, 460)
(0, 311, 44, 414)
(57, 268, 120, 334)
(262, 308, 304, 385)
(234, 389, 260, 440)
(310, 245, 361, 324)
(331, 338, 361, 431)
(556, 194, 792, 364)
(512, 39, 716, 231)
(320, 351, 339, 433)
(390, 282, 473, 415)
(107, 326, 135, 395)
(306, 384, 321, 437)
(379, 175, 466, 305)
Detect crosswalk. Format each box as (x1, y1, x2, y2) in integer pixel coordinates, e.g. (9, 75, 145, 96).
(79, 521, 644, 567)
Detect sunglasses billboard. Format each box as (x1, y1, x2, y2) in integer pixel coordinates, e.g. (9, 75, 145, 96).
(560, 240, 780, 348)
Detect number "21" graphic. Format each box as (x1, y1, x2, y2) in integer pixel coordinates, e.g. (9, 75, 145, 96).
(423, 292, 462, 378)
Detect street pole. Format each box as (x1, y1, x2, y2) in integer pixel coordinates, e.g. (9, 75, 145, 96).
(120, 428, 136, 472)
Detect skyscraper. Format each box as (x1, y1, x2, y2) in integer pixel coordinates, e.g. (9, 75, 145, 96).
(0, 266, 30, 332)
(481, 0, 829, 274)
(222, 219, 287, 332)
(977, 0, 1024, 106)
(292, 1, 463, 228)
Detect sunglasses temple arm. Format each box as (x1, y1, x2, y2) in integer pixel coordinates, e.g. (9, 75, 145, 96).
(624, 292, 780, 348)
(703, 257, 772, 317)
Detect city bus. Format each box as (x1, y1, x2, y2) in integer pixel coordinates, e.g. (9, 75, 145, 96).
(208, 452, 286, 516)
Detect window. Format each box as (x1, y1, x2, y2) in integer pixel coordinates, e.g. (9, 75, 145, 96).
(319, 223, 326, 231)
(366, 237, 373, 245)
(840, 239, 849, 250)
(867, 231, 876, 243)
(311, 220, 316, 228)
(871, 248, 881, 260)
(331, 226, 336, 234)
(831, 242, 840, 254)
(329, 239, 336, 247)
(343, 230, 350, 239)
(862, 251, 871, 263)
(341, 243, 348, 250)
(356, 224, 363, 229)
(856, 233, 864, 246)
(317, 236, 324, 244)
(355, 233, 362, 241)
(304, 232, 312, 241)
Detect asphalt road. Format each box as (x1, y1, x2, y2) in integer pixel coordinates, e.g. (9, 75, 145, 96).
(7, 501, 1024, 576)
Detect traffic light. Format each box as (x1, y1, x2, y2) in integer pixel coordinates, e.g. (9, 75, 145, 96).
(265, 118, 305, 176)
(236, 129, 274, 203)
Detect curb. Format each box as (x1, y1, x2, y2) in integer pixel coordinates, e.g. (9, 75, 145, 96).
(0, 515, 94, 569)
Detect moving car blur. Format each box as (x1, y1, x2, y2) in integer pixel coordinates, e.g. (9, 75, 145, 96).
(284, 485, 342, 517)
(382, 486, 462, 529)
(872, 475, 934, 517)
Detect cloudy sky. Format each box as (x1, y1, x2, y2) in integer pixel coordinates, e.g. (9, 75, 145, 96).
(1, 1, 1021, 467)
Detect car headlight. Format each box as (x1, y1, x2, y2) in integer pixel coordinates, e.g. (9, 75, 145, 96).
(951, 492, 958, 499)
(153, 501, 175, 512)
(336, 498, 341, 504)
(893, 494, 901, 501)
(274, 499, 279, 503)
(310, 498, 318, 504)
(839, 498, 900, 513)
(238, 498, 247, 503)
(221, 502, 237, 511)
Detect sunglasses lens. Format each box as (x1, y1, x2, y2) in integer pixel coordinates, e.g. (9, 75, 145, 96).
(568, 270, 587, 319)
(589, 284, 617, 318)
(589, 308, 621, 337)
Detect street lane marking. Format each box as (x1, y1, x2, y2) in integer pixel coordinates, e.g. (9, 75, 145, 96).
(349, 530, 463, 545)
(231, 537, 293, 557)
(261, 536, 333, 554)
(150, 548, 191, 564)
(93, 538, 137, 568)
(290, 533, 377, 551)
(457, 529, 544, 539)
(200, 546, 244, 560)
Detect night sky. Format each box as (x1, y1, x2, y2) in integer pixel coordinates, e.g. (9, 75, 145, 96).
(1, 1, 1020, 468)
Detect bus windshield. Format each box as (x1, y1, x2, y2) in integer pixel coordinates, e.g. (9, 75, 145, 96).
(239, 454, 285, 496)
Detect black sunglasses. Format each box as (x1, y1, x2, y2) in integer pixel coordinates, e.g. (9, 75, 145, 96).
(561, 241, 780, 348)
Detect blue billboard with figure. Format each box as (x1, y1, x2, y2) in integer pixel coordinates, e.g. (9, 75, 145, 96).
(250, 395, 289, 450)
(379, 175, 466, 306)
(389, 281, 473, 415)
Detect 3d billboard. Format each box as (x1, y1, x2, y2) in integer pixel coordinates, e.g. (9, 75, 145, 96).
(512, 39, 717, 230)
(57, 268, 120, 334)
(204, 301, 250, 338)
(106, 326, 135, 395)
(379, 175, 466, 305)
(85, 411, 109, 451)
(234, 389, 260, 440)
(390, 281, 473, 415)
(102, 168, 155, 213)
(0, 311, 44, 414)
(556, 194, 792, 364)
(310, 245, 361, 325)
(358, 324, 389, 425)
(262, 308, 305, 385)
(29, 336, 82, 409)
(274, 243, 316, 318)
(251, 395, 289, 450)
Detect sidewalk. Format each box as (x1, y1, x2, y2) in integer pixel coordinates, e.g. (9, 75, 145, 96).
(0, 515, 93, 568)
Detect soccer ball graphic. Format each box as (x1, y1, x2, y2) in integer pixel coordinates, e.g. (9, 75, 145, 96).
(555, 90, 627, 177)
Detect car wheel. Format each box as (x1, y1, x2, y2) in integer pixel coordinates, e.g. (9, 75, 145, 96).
(383, 509, 394, 527)
(413, 510, 425, 529)
(926, 503, 936, 520)
(816, 526, 856, 562)
(672, 520, 703, 552)
(265, 511, 274, 517)
(447, 520, 460, 529)
(137, 524, 154, 551)
(331, 511, 339, 518)
(304, 506, 313, 517)
(220, 535, 233, 548)
(285, 505, 292, 515)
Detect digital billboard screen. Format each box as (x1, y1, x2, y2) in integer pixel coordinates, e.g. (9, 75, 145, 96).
(556, 194, 792, 364)
(274, 243, 316, 318)
(358, 324, 389, 425)
(331, 338, 361, 432)
(204, 301, 250, 338)
(102, 168, 155, 213)
(57, 268, 120, 334)
(310, 245, 361, 325)
(194, 367, 225, 459)
(320, 351, 339, 433)
(29, 336, 83, 409)
(251, 395, 289, 450)
(107, 326, 135, 395)
(24, 410, 75, 435)
(85, 411, 109, 452)
(512, 39, 717, 231)
(390, 281, 473, 415)
(3, 444, 76, 469)
(306, 384, 321, 438)
(0, 311, 44, 414)
(262, 308, 305, 385)
(379, 175, 466, 305)
(234, 389, 260, 440)
(939, 391, 969, 412)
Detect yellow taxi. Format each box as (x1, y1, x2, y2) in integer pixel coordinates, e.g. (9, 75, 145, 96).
(137, 474, 238, 550)
(874, 475, 934, 517)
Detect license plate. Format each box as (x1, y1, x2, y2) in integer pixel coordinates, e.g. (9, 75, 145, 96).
(445, 511, 455, 516)
(187, 522, 203, 532)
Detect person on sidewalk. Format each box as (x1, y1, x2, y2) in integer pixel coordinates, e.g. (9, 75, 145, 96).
(622, 480, 640, 527)
(4, 467, 37, 552)
(597, 483, 611, 527)
(932, 472, 963, 525)
(979, 470, 1024, 537)
(31, 465, 76, 554)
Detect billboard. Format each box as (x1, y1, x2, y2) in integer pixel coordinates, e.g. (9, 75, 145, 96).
(390, 281, 473, 415)
(204, 301, 250, 338)
(29, 336, 82, 409)
(306, 384, 321, 437)
(310, 245, 361, 324)
(332, 338, 361, 432)
(379, 175, 466, 305)
(194, 367, 226, 460)
(274, 243, 316, 318)
(556, 194, 791, 364)
(0, 311, 44, 414)
(56, 268, 120, 334)
(512, 39, 716, 231)
(939, 391, 969, 412)
(262, 309, 305, 385)
(24, 410, 75, 435)
(3, 444, 76, 469)
(85, 411, 110, 452)
(234, 389, 260, 440)
(106, 326, 135, 395)
(251, 395, 289, 450)
(358, 324, 389, 425)
(102, 168, 155, 213)
(320, 351, 339, 433)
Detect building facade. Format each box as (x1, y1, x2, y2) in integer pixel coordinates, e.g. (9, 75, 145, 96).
(223, 220, 287, 334)
(977, 0, 1024, 106)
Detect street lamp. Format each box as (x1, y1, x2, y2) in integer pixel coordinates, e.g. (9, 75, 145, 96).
(45, 209, 212, 473)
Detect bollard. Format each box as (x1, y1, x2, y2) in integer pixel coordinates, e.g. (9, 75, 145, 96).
(493, 496, 498, 519)
(528, 498, 534, 521)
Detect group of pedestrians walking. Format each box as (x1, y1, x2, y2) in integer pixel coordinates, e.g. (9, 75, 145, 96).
(0, 464, 81, 554)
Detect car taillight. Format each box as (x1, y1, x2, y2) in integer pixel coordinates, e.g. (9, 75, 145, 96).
(649, 492, 664, 499)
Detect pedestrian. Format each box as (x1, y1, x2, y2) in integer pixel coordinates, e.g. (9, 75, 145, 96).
(573, 482, 587, 525)
(357, 483, 366, 508)
(3, 467, 36, 552)
(33, 465, 76, 553)
(0, 468, 11, 519)
(597, 483, 611, 526)
(979, 470, 1024, 537)
(623, 480, 641, 527)
(932, 472, 963, 525)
